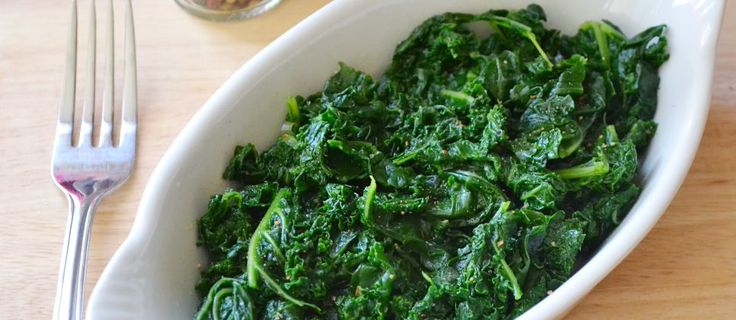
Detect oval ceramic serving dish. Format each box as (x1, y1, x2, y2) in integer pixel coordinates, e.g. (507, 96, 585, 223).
(88, 0, 724, 319)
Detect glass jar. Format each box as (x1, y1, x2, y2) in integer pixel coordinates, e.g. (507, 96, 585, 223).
(174, 0, 281, 21)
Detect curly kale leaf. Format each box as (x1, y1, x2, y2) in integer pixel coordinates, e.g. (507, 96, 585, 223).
(195, 278, 254, 320)
(196, 4, 667, 319)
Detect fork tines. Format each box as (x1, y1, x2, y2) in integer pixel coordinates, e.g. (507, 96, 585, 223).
(56, 0, 137, 150)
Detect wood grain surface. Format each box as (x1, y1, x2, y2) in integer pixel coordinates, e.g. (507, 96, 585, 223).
(0, 1, 734, 319)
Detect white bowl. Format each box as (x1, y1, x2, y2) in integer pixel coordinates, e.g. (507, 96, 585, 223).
(88, 0, 725, 319)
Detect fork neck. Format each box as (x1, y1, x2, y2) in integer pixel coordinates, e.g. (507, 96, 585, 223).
(53, 193, 104, 320)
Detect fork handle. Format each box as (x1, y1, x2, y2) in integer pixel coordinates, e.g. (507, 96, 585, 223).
(53, 194, 102, 320)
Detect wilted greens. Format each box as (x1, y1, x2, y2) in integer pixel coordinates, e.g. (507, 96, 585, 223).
(194, 4, 667, 319)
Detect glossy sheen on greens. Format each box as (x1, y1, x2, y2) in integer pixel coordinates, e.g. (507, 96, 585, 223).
(194, 5, 668, 319)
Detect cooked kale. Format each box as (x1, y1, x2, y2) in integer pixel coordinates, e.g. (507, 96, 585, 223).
(195, 4, 667, 319)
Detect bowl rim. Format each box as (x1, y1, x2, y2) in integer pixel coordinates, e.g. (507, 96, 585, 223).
(89, 0, 726, 318)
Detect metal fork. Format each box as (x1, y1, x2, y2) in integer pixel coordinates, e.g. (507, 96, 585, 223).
(51, 0, 137, 319)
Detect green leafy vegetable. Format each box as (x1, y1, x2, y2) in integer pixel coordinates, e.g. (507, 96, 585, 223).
(195, 4, 667, 319)
(195, 278, 254, 320)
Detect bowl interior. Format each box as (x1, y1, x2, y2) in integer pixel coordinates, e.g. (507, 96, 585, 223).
(88, 0, 722, 319)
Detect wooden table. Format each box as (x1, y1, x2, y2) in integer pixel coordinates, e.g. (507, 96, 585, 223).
(1, 1, 734, 319)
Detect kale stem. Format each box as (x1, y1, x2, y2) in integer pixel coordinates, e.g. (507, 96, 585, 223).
(480, 14, 553, 68)
(421, 271, 434, 285)
(254, 264, 322, 311)
(584, 21, 611, 67)
(245, 188, 322, 312)
(489, 205, 522, 300)
(211, 288, 233, 320)
(526, 32, 553, 68)
(520, 184, 547, 201)
(392, 146, 425, 165)
(195, 283, 218, 320)
(555, 158, 610, 179)
(361, 176, 378, 226)
(246, 189, 322, 311)
(490, 16, 553, 68)
(196, 278, 254, 320)
(440, 89, 476, 105)
(247, 188, 290, 288)
(492, 235, 523, 300)
(286, 96, 300, 125)
(604, 125, 619, 145)
(262, 232, 286, 262)
(502, 259, 524, 300)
